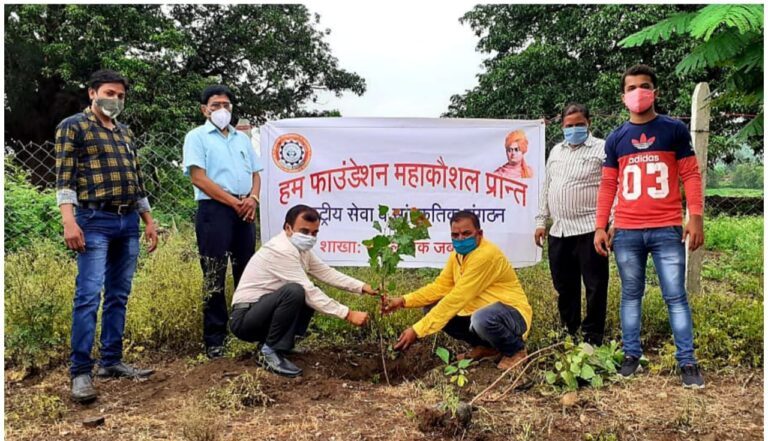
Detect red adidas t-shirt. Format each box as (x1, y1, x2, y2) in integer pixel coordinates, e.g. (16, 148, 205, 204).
(596, 115, 703, 230)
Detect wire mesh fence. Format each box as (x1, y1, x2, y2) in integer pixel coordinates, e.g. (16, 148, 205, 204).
(4, 130, 763, 252)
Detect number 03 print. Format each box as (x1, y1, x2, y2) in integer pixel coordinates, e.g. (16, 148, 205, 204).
(622, 162, 669, 200)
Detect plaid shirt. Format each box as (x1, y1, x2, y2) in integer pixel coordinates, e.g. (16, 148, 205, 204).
(55, 107, 150, 211)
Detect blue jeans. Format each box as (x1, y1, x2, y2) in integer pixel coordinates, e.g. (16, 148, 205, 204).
(430, 302, 527, 356)
(70, 208, 140, 377)
(613, 226, 696, 367)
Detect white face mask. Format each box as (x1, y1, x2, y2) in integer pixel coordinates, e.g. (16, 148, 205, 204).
(289, 232, 317, 252)
(210, 108, 231, 130)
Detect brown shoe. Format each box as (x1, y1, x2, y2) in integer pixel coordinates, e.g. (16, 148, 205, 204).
(497, 348, 528, 370)
(457, 346, 500, 361)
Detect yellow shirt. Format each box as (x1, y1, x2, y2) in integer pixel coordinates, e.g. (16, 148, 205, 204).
(403, 238, 532, 339)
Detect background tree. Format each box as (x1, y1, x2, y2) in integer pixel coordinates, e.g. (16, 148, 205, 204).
(4, 4, 365, 143)
(620, 4, 763, 142)
(445, 5, 760, 163)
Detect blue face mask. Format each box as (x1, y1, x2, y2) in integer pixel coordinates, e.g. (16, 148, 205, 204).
(563, 126, 589, 145)
(452, 236, 478, 255)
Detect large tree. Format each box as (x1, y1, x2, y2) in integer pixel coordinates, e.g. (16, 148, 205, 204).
(620, 4, 763, 141)
(445, 5, 758, 162)
(4, 4, 365, 143)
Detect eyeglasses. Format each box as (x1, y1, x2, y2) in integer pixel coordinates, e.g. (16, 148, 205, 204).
(208, 102, 232, 111)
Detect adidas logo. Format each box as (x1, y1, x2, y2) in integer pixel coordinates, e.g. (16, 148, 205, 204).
(631, 133, 656, 150)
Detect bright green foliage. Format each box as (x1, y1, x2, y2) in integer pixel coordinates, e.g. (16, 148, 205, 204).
(362, 205, 432, 293)
(545, 339, 626, 391)
(620, 5, 763, 140)
(436, 347, 474, 388)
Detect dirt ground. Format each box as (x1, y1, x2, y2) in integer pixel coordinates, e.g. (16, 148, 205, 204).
(5, 343, 764, 441)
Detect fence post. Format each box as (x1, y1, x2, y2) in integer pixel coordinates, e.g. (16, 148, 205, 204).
(686, 82, 710, 295)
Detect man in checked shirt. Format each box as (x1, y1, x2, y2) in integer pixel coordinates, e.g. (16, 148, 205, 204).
(55, 70, 159, 403)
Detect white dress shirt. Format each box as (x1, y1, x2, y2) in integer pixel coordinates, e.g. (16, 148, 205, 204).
(232, 231, 365, 319)
(535, 135, 607, 237)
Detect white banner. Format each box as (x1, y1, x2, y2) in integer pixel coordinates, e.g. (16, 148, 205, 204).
(259, 118, 544, 268)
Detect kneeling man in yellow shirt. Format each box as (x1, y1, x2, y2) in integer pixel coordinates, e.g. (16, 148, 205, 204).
(384, 211, 532, 370)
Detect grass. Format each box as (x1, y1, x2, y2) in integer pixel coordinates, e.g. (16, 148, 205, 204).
(4, 216, 764, 375)
(701, 215, 763, 297)
(705, 187, 763, 197)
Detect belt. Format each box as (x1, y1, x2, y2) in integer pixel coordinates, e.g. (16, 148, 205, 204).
(83, 201, 137, 215)
(228, 193, 250, 200)
(232, 302, 254, 310)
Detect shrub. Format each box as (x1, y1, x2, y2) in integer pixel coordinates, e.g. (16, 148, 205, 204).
(545, 339, 625, 390)
(124, 228, 208, 352)
(731, 163, 763, 189)
(4, 158, 62, 252)
(4, 241, 74, 372)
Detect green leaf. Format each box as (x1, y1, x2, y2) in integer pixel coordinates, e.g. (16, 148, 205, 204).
(435, 347, 450, 364)
(444, 365, 459, 375)
(378, 205, 389, 217)
(457, 359, 472, 369)
(561, 371, 578, 390)
(457, 375, 467, 387)
(619, 12, 694, 47)
(545, 371, 557, 384)
(386, 280, 397, 292)
(570, 363, 582, 375)
(580, 364, 596, 380)
(590, 375, 604, 388)
(372, 220, 382, 232)
(676, 31, 752, 75)
(555, 361, 563, 371)
(689, 5, 764, 41)
(450, 375, 458, 383)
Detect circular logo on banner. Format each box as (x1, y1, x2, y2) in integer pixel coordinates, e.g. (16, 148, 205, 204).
(272, 133, 312, 173)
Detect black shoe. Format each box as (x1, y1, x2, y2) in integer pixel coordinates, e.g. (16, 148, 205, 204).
(258, 351, 303, 377)
(620, 355, 642, 377)
(71, 374, 98, 403)
(206, 346, 225, 359)
(681, 364, 705, 389)
(96, 362, 154, 379)
(583, 335, 604, 347)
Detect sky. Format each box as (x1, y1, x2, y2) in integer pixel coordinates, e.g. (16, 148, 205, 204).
(303, 1, 486, 118)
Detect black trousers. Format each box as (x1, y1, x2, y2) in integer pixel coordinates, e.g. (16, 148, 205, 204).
(195, 199, 256, 348)
(548, 231, 609, 345)
(229, 283, 315, 352)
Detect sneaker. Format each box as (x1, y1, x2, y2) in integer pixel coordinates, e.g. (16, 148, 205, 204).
(681, 364, 705, 389)
(619, 355, 641, 377)
(206, 346, 225, 359)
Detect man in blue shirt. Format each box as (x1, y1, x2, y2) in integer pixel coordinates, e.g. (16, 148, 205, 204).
(183, 85, 263, 358)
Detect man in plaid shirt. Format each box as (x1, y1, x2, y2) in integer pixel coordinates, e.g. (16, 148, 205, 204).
(55, 69, 158, 403)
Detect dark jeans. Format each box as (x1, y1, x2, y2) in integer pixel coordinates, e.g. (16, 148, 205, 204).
(433, 302, 527, 356)
(228, 283, 315, 352)
(195, 199, 256, 348)
(70, 208, 140, 377)
(548, 231, 609, 345)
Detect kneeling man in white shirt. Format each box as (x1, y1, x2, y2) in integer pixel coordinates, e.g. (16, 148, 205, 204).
(229, 204, 377, 377)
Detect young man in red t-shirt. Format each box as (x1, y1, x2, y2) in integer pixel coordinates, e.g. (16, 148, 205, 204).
(594, 65, 705, 388)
